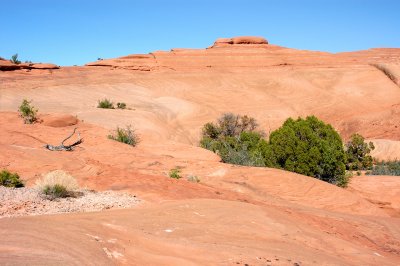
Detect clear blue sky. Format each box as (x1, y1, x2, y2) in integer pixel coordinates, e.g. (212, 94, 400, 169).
(1, 0, 399, 66)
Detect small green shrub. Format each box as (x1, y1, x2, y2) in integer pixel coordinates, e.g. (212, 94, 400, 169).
(10, 53, 21, 64)
(43, 184, 69, 198)
(169, 168, 182, 179)
(345, 134, 375, 170)
(108, 125, 139, 146)
(0, 170, 24, 188)
(97, 98, 114, 109)
(18, 99, 38, 124)
(369, 160, 400, 176)
(117, 102, 126, 109)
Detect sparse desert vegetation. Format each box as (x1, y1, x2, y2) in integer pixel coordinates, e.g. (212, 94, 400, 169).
(97, 98, 114, 109)
(18, 99, 38, 124)
(97, 99, 129, 109)
(369, 160, 400, 176)
(108, 125, 139, 146)
(169, 167, 182, 179)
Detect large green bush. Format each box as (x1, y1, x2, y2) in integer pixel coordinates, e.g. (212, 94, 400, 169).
(268, 116, 347, 186)
(345, 134, 375, 170)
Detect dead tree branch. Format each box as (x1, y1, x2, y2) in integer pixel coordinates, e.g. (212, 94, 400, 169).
(45, 128, 83, 151)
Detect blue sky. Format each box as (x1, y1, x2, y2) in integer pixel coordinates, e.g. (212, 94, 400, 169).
(1, 0, 399, 66)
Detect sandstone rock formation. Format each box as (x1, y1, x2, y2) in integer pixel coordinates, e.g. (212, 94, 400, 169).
(213, 36, 269, 46)
(0, 58, 59, 71)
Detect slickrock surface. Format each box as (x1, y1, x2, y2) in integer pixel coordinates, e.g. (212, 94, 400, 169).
(0, 37, 400, 265)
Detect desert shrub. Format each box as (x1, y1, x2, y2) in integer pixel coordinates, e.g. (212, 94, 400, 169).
(35, 170, 79, 199)
(18, 99, 38, 124)
(10, 53, 21, 64)
(268, 116, 347, 186)
(345, 134, 375, 170)
(43, 184, 68, 198)
(187, 175, 200, 183)
(117, 102, 126, 109)
(97, 98, 114, 109)
(336, 171, 353, 188)
(217, 113, 259, 137)
(369, 160, 400, 176)
(0, 170, 24, 188)
(169, 168, 182, 179)
(108, 125, 139, 146)
(200, 113, 266, 166)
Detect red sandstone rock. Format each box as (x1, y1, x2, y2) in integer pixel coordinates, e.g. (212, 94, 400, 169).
(232, 36, 268, 44)
(29, 63, 59, 69)
(0, 61, 59, 71)
(0, 60, 20, 71)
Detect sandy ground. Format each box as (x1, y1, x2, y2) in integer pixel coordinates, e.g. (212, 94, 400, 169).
(0, 41, 400, 265)
(0, 186, 140, 218)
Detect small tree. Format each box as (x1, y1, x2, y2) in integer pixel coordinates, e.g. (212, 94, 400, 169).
(10, 53, 21, 64)
(345, 134, 375, 170)
(200, 113, 266, 166)
(18, 99, 38, 124)
(268, 116, 347, 186)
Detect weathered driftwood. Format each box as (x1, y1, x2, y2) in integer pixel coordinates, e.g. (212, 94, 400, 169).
(45, 128, 83, 151)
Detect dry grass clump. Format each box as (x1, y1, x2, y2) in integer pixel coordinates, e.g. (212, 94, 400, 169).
(35, 170, 79, 199)
(108, 125, 140, 146)
(187, 175, 200, 183)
